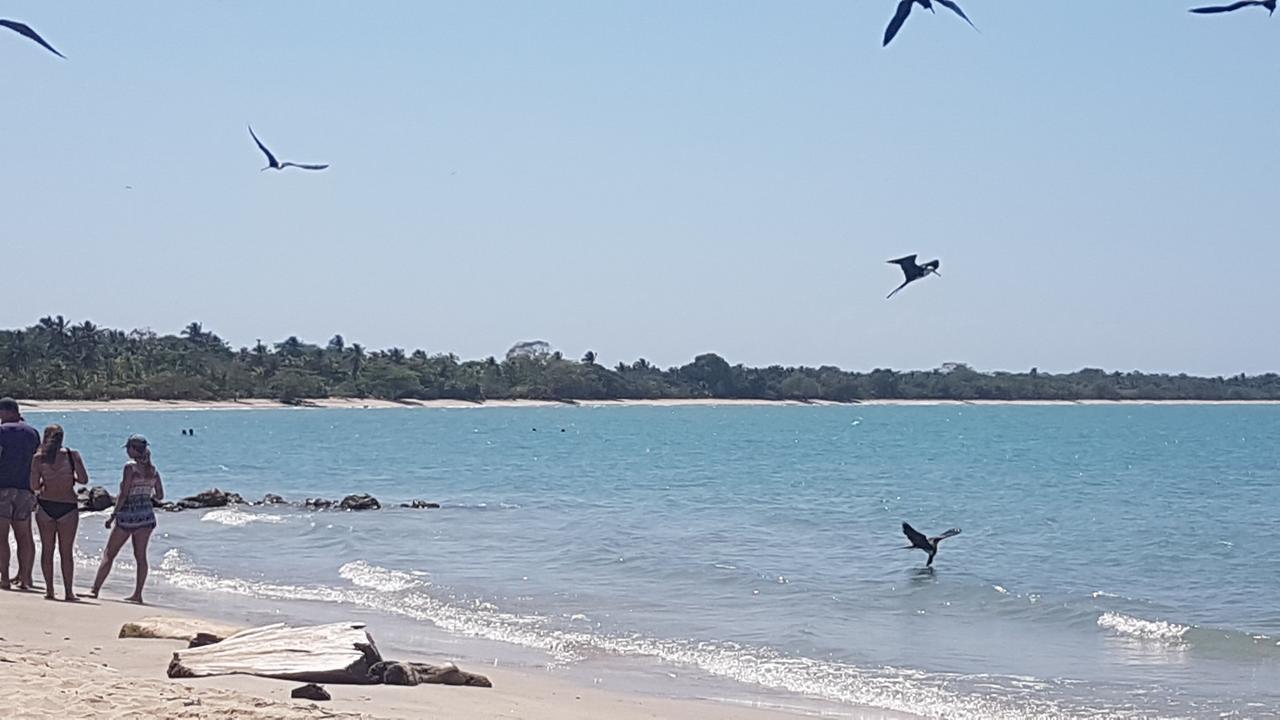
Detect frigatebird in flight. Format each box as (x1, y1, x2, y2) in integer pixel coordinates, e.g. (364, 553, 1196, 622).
(886, 254, 941, 299)
(902, 522, 961, 567)
(883, 0, 977, 47)
(1189, 0, 1276, 14)
(248, 125, 330, 172)
(1, 19, 64, 58)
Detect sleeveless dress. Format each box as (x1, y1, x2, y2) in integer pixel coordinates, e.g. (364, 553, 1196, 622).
(116, 466, 158, 531)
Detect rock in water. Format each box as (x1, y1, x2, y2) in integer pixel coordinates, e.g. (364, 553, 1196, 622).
(339, 494, 381, 511)
(400, 500, 441, 509)
(290, 683, 331, 701)
(81, 486, 115, 512)
(262, 494, 287, 505)
(177, 488, 244, 509)
(304, 498, 334, 510)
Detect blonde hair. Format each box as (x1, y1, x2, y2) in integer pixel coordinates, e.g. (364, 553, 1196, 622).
(126, 439, 156, 477)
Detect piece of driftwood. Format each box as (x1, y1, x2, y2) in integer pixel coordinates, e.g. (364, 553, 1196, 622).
(368, 660, 492, 688)
(167, 622, 382, 684)
(119, 616, 243, 644)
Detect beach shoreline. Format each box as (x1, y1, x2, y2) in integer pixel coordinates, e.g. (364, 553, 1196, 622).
(16, 397, 1280, 413)
(0, 589, 859, 720)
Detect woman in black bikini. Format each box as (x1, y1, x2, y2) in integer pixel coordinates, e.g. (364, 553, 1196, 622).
(29, 424, 88, 601)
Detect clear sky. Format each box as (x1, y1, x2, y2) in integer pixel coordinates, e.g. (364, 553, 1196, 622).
(2, 1, 1277, 375)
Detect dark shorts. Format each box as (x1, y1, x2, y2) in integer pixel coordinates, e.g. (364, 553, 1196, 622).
(0, 488, 36, 522)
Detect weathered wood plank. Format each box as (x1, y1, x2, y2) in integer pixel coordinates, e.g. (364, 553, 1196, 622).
(167, 622, 382, 684)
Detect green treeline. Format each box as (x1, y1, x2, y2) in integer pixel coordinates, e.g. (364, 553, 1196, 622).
(2, 317, 1279, 403)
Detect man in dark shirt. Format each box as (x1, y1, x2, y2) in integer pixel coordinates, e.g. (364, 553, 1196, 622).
(0, 397, 40, 590)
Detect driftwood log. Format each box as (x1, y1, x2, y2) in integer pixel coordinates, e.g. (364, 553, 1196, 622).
(167, 622, 382, 684)
(368, 660, 492, 687)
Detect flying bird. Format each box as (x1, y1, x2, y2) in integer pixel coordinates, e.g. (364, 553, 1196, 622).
(884, 0, 977, 47)
(248, 125, 330, 172)
(1189, 0, 1276, 14)
(0, 19, 65, 58)
(902, 522, 961, 567)
(886, 254, 941, 299)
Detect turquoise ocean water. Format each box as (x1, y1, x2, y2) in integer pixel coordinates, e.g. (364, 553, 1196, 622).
(24, 405, 1280, 719)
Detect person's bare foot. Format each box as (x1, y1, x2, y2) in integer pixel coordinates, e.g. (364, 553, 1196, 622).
(0, 579, 10, 591)
(123, 594, 144, 604)
(87, 588, 100, 599)
(44, 590, 56, 600)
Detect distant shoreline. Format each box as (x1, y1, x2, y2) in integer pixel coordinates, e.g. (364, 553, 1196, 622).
(16, 397, 1280, 412)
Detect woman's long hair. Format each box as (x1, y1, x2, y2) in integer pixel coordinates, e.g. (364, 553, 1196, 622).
(39, 424, 65, 464)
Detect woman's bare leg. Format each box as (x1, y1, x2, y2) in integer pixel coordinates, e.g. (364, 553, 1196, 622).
(34, 511, 57, 600)
(90, 527, 131, 598)
(56, 513, 80, 601)
(125, 527, 153, 603)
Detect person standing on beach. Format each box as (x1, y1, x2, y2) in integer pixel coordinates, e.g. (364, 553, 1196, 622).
(0, 398, 40, 591)
(30, 424, 88, 600)
(90, 435, 163, 603)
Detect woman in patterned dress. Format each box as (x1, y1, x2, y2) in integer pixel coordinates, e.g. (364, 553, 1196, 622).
(90, 434, 164, 603)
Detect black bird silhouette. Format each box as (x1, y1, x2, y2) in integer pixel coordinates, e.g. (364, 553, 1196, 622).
(248, 125, 329, 172)
(886, 254, 941, 298)
(902, 522, 961, 567)
(1189, 0, 1276, 14)
(883, 0, 977, 47)
(0, 19, 64, 58)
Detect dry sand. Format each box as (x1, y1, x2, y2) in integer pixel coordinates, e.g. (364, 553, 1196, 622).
(0, 590, 823, 720)
(17, 397, 1279, 413)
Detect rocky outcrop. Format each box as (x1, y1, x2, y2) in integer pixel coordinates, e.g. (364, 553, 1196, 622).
(261, 494, 287, 505)
(304, 498, 334, 510)
(400, 500, 441, 509)
(79, 486, 115, 512)
(339, 494, 380, 511)
(290, 683, 331, 701)
(177, 488, 246, 510)
(368, 660, 491, 688)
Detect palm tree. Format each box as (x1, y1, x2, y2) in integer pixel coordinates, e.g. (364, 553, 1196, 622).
(182, 322, 207, 345)
(581, 350, 597, 365)
(350, 343, 365, 381)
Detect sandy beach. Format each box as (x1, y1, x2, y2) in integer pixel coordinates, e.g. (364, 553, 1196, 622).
(0, 590, 834, 720)
(16, 397, 1280, 413)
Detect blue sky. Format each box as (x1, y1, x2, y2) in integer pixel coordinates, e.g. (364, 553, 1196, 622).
(2, 2, 1277, 375)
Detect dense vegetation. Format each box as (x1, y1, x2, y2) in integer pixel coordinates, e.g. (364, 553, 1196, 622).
(2, 317, 1278, 403)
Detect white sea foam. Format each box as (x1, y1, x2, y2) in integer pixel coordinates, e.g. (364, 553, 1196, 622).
(153, 552, 1142, 720)
(200, 508, 287, 527)
(338, 560, 427, 592)
(1097, 612, 1191, 643)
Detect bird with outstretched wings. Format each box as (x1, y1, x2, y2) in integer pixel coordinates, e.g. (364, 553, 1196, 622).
(883, 0, 977, 47)
(902, 521, 962, 567)
(886, 254, 941, 299)
(248, 125, 330, 172)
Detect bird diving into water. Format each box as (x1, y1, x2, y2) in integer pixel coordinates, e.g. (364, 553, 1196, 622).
(902, 522, 961, 567)
(1, 19, 64, 58)
(248, 125, 330, 172)
(1189, 0, 1276, 14)
(883, 0, 977, 47)
(886, 254, 941, 299)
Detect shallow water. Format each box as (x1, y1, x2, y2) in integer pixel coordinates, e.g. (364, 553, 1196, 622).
(29, 405, 1280, 719)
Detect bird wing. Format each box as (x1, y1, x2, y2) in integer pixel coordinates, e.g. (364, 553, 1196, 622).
(883, 0, 916, 46)
(0, 19, 65, 58)
(929, 528, 961, 544)
(887, 254, 918, 267)
(934, 0, 978, 29)
(1189, 1, 1260, 12)
(247, 125, 279, 167)
(280, 162, 330, 171)
(902, 522, 933, 551)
